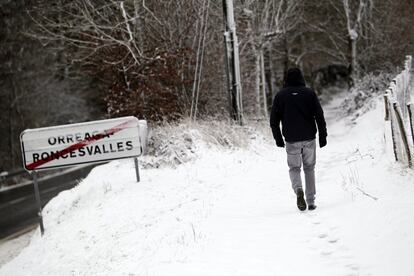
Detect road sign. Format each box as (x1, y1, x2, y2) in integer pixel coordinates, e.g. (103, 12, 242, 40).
(20, 116, 143, 171)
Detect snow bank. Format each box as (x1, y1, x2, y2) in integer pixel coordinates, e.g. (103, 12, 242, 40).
(0, 131, 270, 275)
(143, 118, 271, 168)
(1, 95, 414, 276)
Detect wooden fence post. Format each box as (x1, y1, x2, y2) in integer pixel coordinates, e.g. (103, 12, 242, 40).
(389, 100, 400, 161)
(393, 102, 412, 168)
(408, 103, 414, 147)
(384, 94, 390, 121)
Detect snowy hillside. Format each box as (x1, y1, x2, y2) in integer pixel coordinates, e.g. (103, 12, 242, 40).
(1, 94, 414, 276)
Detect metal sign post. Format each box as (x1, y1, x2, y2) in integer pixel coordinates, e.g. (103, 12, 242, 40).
(32, 171, 45, 235)
(134, 158, 140, 182)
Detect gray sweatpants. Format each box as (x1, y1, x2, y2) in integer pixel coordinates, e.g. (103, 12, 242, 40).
(285, 139, 316, 205)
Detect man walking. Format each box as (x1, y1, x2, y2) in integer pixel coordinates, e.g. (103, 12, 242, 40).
(270, 68, 327, 211)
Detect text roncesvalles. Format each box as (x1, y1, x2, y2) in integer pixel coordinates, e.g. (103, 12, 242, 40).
(32, 131, 134, 162)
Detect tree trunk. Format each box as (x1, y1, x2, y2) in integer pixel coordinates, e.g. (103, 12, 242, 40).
(58, 0, 69, 80)
(267, 44, 277, 99)
(298, 33, 305, 71)
(260, 48, 268, 118)
(255, 49, 261, 117)
(348, 36, 358, 86)
(283, 34, 290, 81)
(133, 0, 143, 48)
(8, 78, 15, 166)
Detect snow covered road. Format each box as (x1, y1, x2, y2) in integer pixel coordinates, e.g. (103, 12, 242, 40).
(1, 95, 414, 275)
(154, 97, 414, 276)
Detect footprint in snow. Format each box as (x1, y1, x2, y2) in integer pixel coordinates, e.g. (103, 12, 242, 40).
(321, 251, 333, 256)
(328, 238, 339, 243)
(304, 210, 363, 274)
(345, 264, 359, 271)
(318, 233, 328, 239)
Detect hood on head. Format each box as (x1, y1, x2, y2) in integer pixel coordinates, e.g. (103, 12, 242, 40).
(284, 68, 306, 87)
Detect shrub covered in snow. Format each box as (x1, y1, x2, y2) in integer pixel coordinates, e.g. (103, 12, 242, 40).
(341, 71, 394, 120)
(141, 118, 272, 168)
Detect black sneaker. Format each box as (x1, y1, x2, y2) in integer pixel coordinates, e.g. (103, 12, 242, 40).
(296, 189, 307, 211)
(308, 204, 317, 211)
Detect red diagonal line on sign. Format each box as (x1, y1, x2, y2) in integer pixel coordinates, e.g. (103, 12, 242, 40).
(26, 120, 134, 170)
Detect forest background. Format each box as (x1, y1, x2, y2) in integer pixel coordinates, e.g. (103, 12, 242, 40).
(1, 0, 414, 171)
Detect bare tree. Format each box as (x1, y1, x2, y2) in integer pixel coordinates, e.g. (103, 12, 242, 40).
(28, 0, 205, 120)
(324, 0, 373, 84)
(0, 0, 96, 170)
(241, 0, 299, 117)
(190, 0, 211, 121)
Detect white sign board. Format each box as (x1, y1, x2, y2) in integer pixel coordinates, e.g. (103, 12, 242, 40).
(21, 116, 143, 171)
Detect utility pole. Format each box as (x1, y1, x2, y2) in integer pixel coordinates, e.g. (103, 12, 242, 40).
(223, 0, 243, 125)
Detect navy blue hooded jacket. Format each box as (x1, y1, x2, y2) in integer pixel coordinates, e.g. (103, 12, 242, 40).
(270, 68, 327, 143)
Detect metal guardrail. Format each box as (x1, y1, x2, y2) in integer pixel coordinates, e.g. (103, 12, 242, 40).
(0, 164, 97, 239)
(0, 168, 28, 182)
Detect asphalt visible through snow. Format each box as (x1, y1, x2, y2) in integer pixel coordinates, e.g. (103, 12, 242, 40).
(0, 165, 95, 240)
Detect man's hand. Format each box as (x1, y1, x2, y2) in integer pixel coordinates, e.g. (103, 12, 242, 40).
(319, 136, 327, 148)
(276, 138, 285, 148)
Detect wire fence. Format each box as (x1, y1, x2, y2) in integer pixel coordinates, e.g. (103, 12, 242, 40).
(384, 55, 414, 168)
